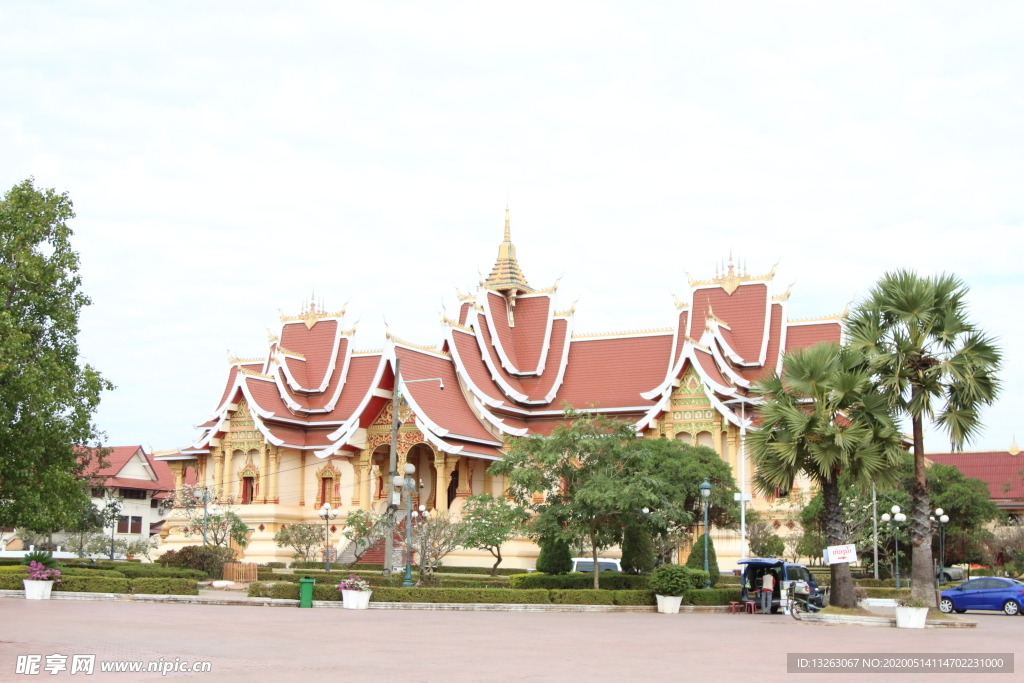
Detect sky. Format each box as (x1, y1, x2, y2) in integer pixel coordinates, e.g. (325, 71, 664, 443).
(2, 2, 1021, 454)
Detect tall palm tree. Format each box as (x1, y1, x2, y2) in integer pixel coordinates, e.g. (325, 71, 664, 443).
(847, 270, 1001, 606)
(748, 342, 904, 608)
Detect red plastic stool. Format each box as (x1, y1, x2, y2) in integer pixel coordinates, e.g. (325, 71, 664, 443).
(728, 602, 741, 614)
(744, 601, 758, 614)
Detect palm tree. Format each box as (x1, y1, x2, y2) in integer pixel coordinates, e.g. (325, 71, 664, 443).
(847, 270, 1001, 606)
(748, 342, 904, 608)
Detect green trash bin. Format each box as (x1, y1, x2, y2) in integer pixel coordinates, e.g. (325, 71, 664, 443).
(299, 577, 315, 608)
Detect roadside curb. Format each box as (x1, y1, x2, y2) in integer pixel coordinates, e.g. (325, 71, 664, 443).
(797, 613, 977, 628)
(0, 590, 731, 613)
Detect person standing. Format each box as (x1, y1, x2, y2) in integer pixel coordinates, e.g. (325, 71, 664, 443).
(760, 572, 775, 614)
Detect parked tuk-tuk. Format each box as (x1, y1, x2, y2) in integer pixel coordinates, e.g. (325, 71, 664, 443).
(738, 558, 824, 613)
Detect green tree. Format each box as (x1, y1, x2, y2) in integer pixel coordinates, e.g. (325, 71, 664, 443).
(460, 494, 528, 575)
(685, 533, 719, 585)
(0, 180, 113, 532)
(747, 521, 786, 558)
(621, 523, 656, 574)
(340, 509, 388, 567)
(490, 409, 695, 588)
(848, 270, 1001, 605)
(67, 504, 105, 558)
(274, 523, 324, 562)
(749, 342, 905, 608)
(97, 498, 123, 560)
(535, 535, 572, 574)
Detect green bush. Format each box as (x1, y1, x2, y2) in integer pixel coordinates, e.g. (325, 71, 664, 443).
(612, 590, 657, 606)
(0, 558, 23, 566)
(685, 534, 719, 586)
(53, 577, 131, 594)
(861, 587, 912, 599)
(508, 572, 650, 590)
(535, 536, 572, 575)
(621, 525, 655, 575)
(158, 546, 234, 579)
(264, 562, 287, 569)
(112, 565, 206, 580)
(131, 579, 199, 595)
(55, 567, 126, 578)
(22, 550, 57, 570)
(550, 589, 614, 605)
(0, 565, 29, 575)
(970, 568, 994, 577)
(649, 565, 707, 596)
(0, 575, 24, 589)
(717, 574, 741, 585)
(684, 588, 742, 606)
(371, 588, 551, 604)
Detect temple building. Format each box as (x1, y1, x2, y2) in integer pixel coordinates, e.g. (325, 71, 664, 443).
(155, 209, 844, 569)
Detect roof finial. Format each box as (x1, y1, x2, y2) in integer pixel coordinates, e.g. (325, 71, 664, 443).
(504, 204, 511, 243)
(1010, 436, 1020, 456)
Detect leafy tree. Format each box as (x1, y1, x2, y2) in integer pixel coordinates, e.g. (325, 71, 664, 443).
(621, 523, 656, 574)
(535, 535, 572, 574)
(67, 504, 104, 557)
(848, 270, 1001, 605)
(410, 511, 464, 584)
(175, 486, 249, 548)
(340, 509, 388, 568)
(685, 533, 719, 585)
(0, 180, 113, 533)
(491, 409, 704, 589)
(123, 536, 160, 561)
(747, 522, 786, 558)
(749, 342, 905, 608)
(460, 494, 528, 575)
(274, 523, 324, 562)
(97, 498, 123, 560)
(158, 545, 236, 579)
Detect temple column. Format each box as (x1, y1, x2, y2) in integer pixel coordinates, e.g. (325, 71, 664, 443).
(259, 444, 269, 504)
(351, 453, 363, 509)
(269, 446, 280, 504)
(299, 452, 307, 506)
(213, 449, 225, 500)
(434, 454, 451, 513)
(455, 456, 472, 498)
(359, 452, 372, 511)
(169, 462, 185, 504)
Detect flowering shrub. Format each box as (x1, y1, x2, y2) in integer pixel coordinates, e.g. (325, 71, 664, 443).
(337, 574, 370, 592)
(24, 561, 61, 582)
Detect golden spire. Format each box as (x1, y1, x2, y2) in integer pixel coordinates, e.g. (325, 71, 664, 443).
(484, 205, 532, 292)
(1010, 436, 1020, 456)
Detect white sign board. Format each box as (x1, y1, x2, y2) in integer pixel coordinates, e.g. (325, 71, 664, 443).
(823, 544, 857, 565)
(733, 493, 752, 501)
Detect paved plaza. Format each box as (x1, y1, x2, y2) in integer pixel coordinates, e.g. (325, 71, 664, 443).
(1, 600, 1022, 682)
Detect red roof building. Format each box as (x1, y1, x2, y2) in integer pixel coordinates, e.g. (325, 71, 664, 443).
(927, 444, 1024, 515)
(154, 209, 845, 566)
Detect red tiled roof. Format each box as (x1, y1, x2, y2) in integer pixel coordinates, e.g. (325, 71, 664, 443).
(926, 451, 1024, 503)
(694, 347, 732, 390)
(277, 337, 351, 412)
(395, 346, 499, 443)
(742, 303, 784, 383)
(484, 291, 521, 371)
(507, 295, 553, 374)
(280, 319, 339, 391)
(784, 321, 842, 352)
(691, 283, 768, 363)
(551, 335, 671, 410)
(672, 311, 689, 370)
(515, 318, 569, 401)
(449, 328, 508, 406)
(81, 446, 185, 494)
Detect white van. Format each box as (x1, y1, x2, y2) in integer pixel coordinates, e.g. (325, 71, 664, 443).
(571, 557, 622, 573)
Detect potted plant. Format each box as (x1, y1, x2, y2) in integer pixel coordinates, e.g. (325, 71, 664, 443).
(337, 574, 372, 609)
(649, 565, 691, 614)
(23, 561, 62, 600)
(894, 597, 928, 628)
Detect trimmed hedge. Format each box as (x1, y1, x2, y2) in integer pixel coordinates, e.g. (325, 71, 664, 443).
(717, 575, 741, 585)
(55, 577, 131, 594)
(114, 566, 206, 580)
(612, 590, 656, 606)
(55, 567, 126, 578)
(861, 587, 912, 599)
(550, 589, 614, 605)
(371, 588, 551, 604)
(130, 579, 199, 595)
(0, 566, 30, 575)
(684, 588, 742, 606)
(289, 561, 523, 576)
(263, 562, 287, 569)
(509, 572, 650, 590)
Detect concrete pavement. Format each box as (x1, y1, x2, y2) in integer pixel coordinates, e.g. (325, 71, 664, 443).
(1, 599, 1020, 682)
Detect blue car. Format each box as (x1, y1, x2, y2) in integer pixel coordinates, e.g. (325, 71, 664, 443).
(939, 577, 1024, 615)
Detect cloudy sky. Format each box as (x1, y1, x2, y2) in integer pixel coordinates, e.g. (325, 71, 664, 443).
(2, 2, 1021, 453)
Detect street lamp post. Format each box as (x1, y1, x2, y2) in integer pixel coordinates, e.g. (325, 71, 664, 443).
(382, 358, 444, 576)
(880, 505, 906, 589)
(317, 503, 340, 572)
(393, 463, 418, 587)
(933, 508, 950, 581)
(699, 478, 712, 589)
(193, 487, 215, 546)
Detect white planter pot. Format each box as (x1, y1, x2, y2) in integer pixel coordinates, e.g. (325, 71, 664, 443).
(895, 606, 928, 629)
(342, 590, 372, 609)
(23, 580, 54, 600)
(656, 595, 683, 614)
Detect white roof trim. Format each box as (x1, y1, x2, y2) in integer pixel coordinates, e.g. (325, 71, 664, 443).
(473, 397, 529, 437)
(446, 327, 506, 409)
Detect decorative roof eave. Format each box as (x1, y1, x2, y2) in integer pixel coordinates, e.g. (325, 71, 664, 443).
(707, 334, 753, 389)
(228, 353, 265, 366)
(686, 261, 778, 293)
(315, 354, 390, 459)
(445, 326, 506, 409)
(472, 396, 529, 437)
(480, 292, 532, 376)
(440, 307, 473, 334)
(672, 293, 690, 311)
(633, 359, 747, 435)
(468, 308, 532, 404)
(772, 283, 794, 302)
(571, 328, 673, 341)
(386, 327, 449, 358)
(690, 346, 741, 398)
(787, 304, 851, 325)
(276, 321, 349, 395)
(541, 315, 574, 403)
(279, 302, 348, 330)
